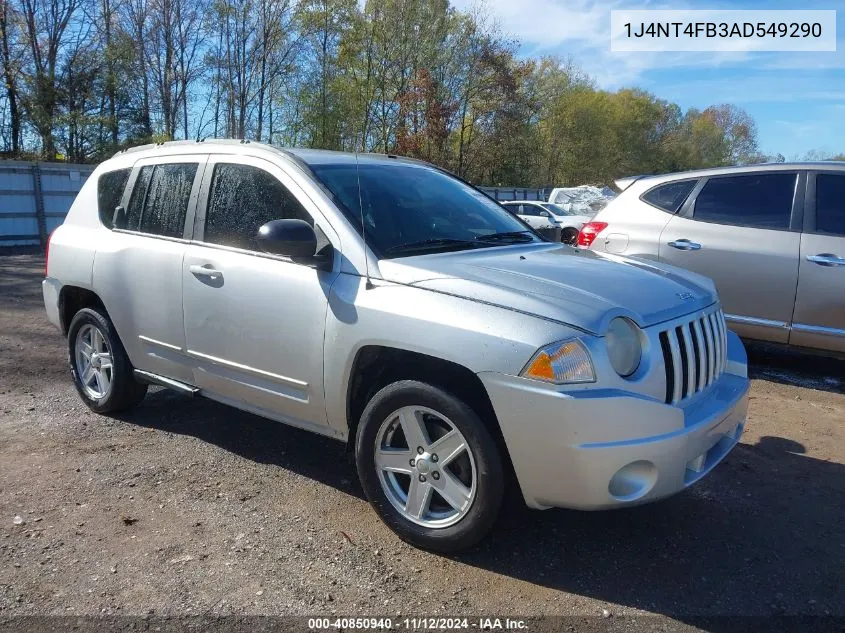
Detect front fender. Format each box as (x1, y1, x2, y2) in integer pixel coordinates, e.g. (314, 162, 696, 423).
(321, 273, 574, 438)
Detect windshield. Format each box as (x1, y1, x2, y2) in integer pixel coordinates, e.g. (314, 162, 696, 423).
(541, 203, 577, 217)
(308, 161, 541, 258)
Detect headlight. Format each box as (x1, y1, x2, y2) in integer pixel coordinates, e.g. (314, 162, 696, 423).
(521, 339, 595, 384)
(606, 317, 642, 377)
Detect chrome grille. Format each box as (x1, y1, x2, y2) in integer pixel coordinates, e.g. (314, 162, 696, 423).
(659, 307, 727, 404)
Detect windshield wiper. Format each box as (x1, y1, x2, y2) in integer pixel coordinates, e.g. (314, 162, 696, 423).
(384, 238, 479, 255)
(475, 230, 535, 243)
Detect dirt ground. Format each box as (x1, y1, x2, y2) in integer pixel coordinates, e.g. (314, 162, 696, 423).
(1, 252, 844, 629)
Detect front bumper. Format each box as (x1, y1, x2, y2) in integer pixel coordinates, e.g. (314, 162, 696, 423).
(479, 336, 749, 510)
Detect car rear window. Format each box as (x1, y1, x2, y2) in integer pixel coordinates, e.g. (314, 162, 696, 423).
(124, 163, 198, 238)
(97, 168, 131, 228)
(814, 173, 845, 236)
(692, 173, 796, 230)
(641, 180, 696, 213)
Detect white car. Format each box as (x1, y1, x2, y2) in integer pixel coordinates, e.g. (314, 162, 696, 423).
(42, 140, 749, 552)
(503, 201, 592, 244)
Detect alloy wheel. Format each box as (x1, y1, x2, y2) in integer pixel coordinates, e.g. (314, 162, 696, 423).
(374, 405, 477, 528)
(74, 323, 113, 400)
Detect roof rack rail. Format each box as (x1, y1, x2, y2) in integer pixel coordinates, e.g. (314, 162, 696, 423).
(112, 138, 274, 158)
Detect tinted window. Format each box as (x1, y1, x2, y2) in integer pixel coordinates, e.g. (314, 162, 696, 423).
(693, 173, 796, 229)
(642, 180, 696, 213)
(125, 163, 197, 237)
(97, 168, 131, 228)
(541, 203, 574, 216)
(815, 173, 845, 236)
(204, 163, 312, 251)
(309, 161, 537, 257)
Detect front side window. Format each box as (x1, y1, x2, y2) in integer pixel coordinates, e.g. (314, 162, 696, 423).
(692, 173, 796, 230)
(642, 180, 697, 213)
(542, 203, 574, 217)
(814, 173, 845, 236)
(97, 168, 131, 228)
(204, 163, 312, 251)
(124, 163, 197, 237)
(309, 161, 539, 257)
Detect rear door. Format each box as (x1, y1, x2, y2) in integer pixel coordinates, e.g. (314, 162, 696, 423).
(93, 155, 205, 383)
(658, 171, 802, 344)
(790, 171, 845, 353)
(516, 204, 544, 228)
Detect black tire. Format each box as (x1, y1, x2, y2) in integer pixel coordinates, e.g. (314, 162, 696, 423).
(67, 308, 147, 414)
(562, 226, 579, 245)
(355, 380, 504, 553)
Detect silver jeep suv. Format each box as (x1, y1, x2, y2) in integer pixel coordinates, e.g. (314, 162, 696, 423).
(43, 140, 749, 552)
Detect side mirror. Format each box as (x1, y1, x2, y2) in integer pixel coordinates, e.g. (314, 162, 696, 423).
(540, 210, 550, 217)
(257, 219, 317, 258)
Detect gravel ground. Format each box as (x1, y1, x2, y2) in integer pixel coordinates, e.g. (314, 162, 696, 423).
(1, 252, 844, 629)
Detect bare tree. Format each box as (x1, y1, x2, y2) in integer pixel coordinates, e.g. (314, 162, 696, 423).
(0, 0, 24, 153)
(19, 0, 87, 157)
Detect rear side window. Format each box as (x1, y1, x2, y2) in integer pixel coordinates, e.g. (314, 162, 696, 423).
(97, 168, 131, 228)
(125, 163, 198, 237)
(814, 173, 845, 236)
(641, 180, 696, 213)
(692, 173, 796, 230)
(204, 163, 313, 251)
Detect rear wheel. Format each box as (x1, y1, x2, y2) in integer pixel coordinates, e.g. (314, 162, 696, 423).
(355, 380, 503, 553)
(562, 226, 579, 245)
(68, 308, 147, 414)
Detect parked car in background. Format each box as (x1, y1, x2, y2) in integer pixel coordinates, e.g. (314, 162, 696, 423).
(499, 201, 562, 242)
(549, 185, 616, 214)
(500, 201, 558, 230)
(580, 163, 845, 357)
(501, 201, 591, 244)
(43, 140, 749, 553)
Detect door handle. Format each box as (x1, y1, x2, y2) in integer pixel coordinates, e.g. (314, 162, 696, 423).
(807, 254, 845, 267)
(668, 239, 702, 251)
(189, 264, 223, 278)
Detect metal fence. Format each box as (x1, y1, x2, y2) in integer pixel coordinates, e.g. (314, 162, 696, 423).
(0, 160, 552, 248)
(0, 161, 95, 248)
(478, 187, 552, 202)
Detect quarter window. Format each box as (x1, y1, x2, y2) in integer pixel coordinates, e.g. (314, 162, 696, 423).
(97, 168, 131, 228)
(204, 163, 313, 251)
(124, 163, 197, 237)
(642, 180, 696, 213)
(814, 173, 845, 236)
(692, 173, 796, 230)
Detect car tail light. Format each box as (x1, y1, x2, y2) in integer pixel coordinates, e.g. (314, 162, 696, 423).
(45, 231, 54, 277)
(577, 222, 608, 248)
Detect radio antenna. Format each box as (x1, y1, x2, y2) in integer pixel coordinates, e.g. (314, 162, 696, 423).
(355, 152, 373, 290)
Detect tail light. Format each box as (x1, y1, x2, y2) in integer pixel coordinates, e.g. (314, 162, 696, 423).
(577, 221, 608, 248)
(45, 231, 54, 277)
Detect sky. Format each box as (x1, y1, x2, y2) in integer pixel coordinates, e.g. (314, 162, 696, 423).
(450, 0, 845, 159)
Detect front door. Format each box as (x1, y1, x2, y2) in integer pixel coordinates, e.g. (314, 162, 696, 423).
(181, 155, 340, 433)
(658, 171, 801, 343)
(791, 171, 845, 353)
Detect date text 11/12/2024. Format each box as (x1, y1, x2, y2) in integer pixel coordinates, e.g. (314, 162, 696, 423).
(308, 617, 529, 630)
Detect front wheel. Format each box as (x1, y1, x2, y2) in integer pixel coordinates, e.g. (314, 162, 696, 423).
(355, 380, 504, 553)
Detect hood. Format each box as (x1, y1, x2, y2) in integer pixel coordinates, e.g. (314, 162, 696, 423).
(376, 244, 717, 335)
